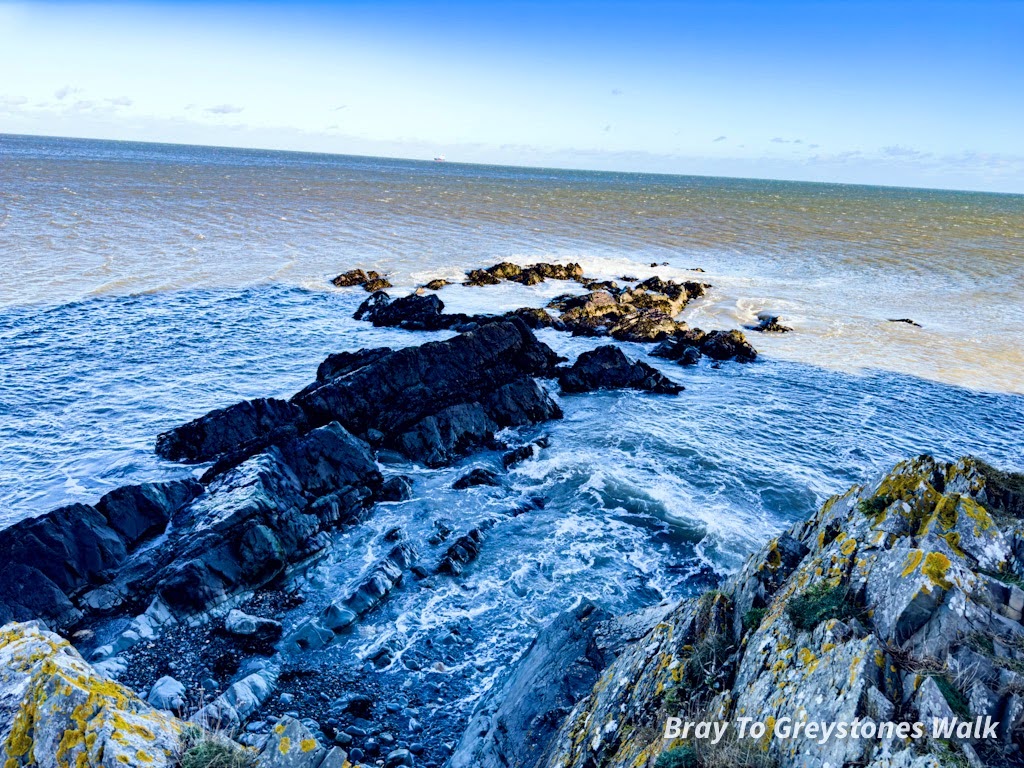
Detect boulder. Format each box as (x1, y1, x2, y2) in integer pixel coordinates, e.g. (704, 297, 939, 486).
(437, 529, 483, 576)
(0, 479, 202, 630)
(225, 609, 283, 641)
(0, 621, 183, 768)
(556, 345, 683, 394)
(147, 675, 186, 712)
(331, 268, 369, 287)
(453, 467, 501, 489)
(424, 278, 449, 290)
(748, 313, 793, 333)
(377, 475, 414, 502)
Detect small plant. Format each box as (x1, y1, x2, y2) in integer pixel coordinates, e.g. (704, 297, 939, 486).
(857, 494, 891, 520)
(655, 746, 698, 768)
(177, 725, 256, 768)
(787, 581, 857, 631)
(742, 608, 767, 634)
(932, 674, 971, 720)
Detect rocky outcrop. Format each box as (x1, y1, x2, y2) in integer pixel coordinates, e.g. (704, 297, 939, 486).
(652, 328, 758, 365)
(342, 261, 759, 362)
(0, 480, 202, 630)
(556, 345, 683, 394)
(0, 621, 183, 768)
(295, 319, 563, 465)
(331, 268, 392, 291)
(748, 313, 793, 333)
(449, 601, 613, 768)
(533, 455, 1024, 768)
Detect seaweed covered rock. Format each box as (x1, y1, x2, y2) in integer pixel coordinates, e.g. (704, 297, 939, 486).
(557, 345, 683, 394)
(521, 455, 1024, 768)
(0, 621, 183, 768)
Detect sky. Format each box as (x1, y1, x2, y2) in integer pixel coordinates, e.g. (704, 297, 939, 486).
(1, 1, 1023, 192)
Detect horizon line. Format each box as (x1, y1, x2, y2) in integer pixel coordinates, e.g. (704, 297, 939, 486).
(3, 130, 1022, 199)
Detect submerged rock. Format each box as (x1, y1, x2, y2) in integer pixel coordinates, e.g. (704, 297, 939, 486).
(651, 327, 757, 364)
(331, 268, 391, 291)
(452, 467, 501, 489)
(556, 345, 683, 394)
(748, 312, 793, 333)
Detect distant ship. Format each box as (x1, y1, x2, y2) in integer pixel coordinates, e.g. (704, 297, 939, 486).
(433, 155, 446, 162)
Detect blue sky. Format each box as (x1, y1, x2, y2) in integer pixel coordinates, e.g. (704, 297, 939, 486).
(1, 1, 1022, 192)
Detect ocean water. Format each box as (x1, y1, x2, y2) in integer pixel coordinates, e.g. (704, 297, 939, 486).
(1, 134, 1023, 712)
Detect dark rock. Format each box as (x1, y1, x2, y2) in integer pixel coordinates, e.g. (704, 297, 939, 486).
(378, 475, 414, 502)
(453, 468, 501, 490)
(363, 276, 393, 292)
(700, 329, 758, 362)
(502, 444, 536, 468)
(385, 748, 415, 767)
(354, 292, 453, 331)
(331, 269, 369, 287)
(449, 600, 613, 768)
(504, 307, 563, 331)
(127, 424, 382, 615)
(608, 308, 684, 342)
(295, 320, 563, 466)
(749, 313, 793, 333)
(463, 269, 501, 286)
(888, 318, 922, 327)
(485, 261, 523, 280)
(0, 479, 201, 630)
(155, 397, 306, 464)
(424, 279, 449, 290)
(556, 346, 683, 395)
(314, 348, 395, 384)
(437, 530, 482, 576)
(652, 328, 757, 364)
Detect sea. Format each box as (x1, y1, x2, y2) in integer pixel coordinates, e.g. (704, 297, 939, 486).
(1, 133, 1022, 708)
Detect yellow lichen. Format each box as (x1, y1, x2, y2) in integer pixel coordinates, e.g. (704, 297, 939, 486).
(278, 736, 292, 754)
(922, 552, 953, 590)
(901, 550, 924, 577)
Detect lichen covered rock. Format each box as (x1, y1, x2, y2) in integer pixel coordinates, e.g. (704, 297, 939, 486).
(0, 621, 182, 768)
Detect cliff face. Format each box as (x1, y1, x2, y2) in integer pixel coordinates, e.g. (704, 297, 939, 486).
(539, 456, 1024, 768)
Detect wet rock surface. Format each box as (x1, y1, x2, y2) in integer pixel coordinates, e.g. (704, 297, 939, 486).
(340, 260, 760, 364)
(556, 345, 683, 395)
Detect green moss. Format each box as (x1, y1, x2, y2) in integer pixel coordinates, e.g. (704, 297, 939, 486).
(787, 582, 859, 631)
(655, 746, 697, 768)
(932, 675, 971, 720)
(742, 608, 767, 634)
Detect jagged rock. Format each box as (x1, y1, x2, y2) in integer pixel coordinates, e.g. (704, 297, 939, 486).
(437, 530, 482, 576)
(147, 675, 186, 712)
(424, 278, 449, 290)
(556, 345, 683, 394)
(354, 291, 453, 331)
(378, 475, 414, 501)
(503, 443, 537, 468)
(464, 268, 501, 286)
(225, 609, 283, 641)
(0, 479, 202, 630)
(449, 601, 612, 768)
(124, 424, 382, 616)
(748, 313, 793, 333)
(295, 319, 563, 465)
(0, 621, 183, 768)
(651, 328, 757, 364)
(453, 467, 501, 489)
(529, 455, 1024, 768)
(363, 276, 392, 292)
(255, 716, 343, 768)
(331, 268, 369, 287)
(194, 664, 279, 728)
(384, 747, 414, 767)
(156, 397, 307, 464)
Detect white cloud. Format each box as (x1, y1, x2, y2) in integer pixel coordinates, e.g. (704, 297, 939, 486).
(206, 104, 244, 115)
